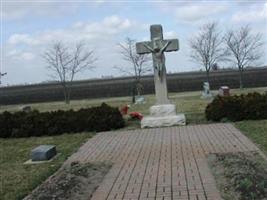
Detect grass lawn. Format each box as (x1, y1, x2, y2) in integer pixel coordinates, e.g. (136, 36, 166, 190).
(0, 132, 93, 200)
(1, 87, 266, 124)
(235, 119, 267, 155)
(0, 86, 266, 200)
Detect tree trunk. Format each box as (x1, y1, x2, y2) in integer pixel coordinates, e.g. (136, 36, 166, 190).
(66, 89, 71, 104)
(206, 70, 210, 83)
(131, 81, 136, 103)
(65, 89, 70, 104)
(62, 84, 70, 104)
(136, 80, 142, 96)
(64, 90, 70, 104)
(239, 68, 244, 89)
(66, 83, 72, 104)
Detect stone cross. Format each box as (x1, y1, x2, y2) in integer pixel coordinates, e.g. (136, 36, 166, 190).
(136, 24, 179, 105)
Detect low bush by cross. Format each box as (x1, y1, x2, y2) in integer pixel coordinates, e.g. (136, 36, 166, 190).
(0, 103, 125, 138)
(205, 92, 267, 122)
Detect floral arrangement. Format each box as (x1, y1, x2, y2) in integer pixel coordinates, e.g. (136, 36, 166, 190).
(129, 112, 143, 120)
(120, 105, 143, 120)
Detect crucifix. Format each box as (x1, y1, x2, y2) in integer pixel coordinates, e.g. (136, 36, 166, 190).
(136, 24, 179, 105)
(136, 24, 185, 128)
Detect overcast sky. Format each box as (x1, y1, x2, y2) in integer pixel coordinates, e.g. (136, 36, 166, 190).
(1, 0, 267, 86)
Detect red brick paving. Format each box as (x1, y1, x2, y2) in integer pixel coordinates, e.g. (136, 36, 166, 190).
(66, 123, 263, 200)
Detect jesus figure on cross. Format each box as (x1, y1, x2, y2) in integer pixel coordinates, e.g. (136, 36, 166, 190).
(143, 38, 171, 81)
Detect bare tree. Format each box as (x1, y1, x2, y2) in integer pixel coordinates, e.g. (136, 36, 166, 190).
(43, 41, 97, 104)
(115, 37, 151, 102)
(0, 72, 7, 85)
(224, 25, 263, 89)
(189, 22, 227, 83)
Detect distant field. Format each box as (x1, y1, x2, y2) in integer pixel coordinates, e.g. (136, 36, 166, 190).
(1, 67, 266, 105)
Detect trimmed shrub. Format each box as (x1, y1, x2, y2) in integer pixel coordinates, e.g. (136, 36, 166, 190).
(0, 103, 125, 138)
(205, 92, 267, 122)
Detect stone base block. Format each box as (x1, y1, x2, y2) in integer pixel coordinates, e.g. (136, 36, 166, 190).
(141, 114, 186, 128)
(150, 104, 176, 117)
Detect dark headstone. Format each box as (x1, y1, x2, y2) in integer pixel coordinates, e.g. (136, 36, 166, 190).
(21, 106, 32, 113)
(31, 145, 57, 161)
(219, 86, 230, 97)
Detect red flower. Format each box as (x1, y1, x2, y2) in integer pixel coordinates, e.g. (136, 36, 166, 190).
(120, 105, 130, 115)
(129, 112, 143, 120)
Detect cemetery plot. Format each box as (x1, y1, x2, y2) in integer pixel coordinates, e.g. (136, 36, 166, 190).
(1, 88, 266, 200)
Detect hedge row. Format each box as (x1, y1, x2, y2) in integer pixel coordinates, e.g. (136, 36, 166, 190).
(0, 103, 125, 138)
(205, 92, 267, 121)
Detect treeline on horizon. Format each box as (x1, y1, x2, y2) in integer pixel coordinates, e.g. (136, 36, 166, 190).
(3, 65, 267, 88)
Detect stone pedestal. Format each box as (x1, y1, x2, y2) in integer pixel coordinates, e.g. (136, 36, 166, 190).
(141, 104, 186, 128)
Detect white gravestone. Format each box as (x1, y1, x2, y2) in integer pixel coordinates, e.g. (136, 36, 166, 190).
(136, 24, 186, 128)
(201, 82, 213, 98)
(135, 96, 146, 104)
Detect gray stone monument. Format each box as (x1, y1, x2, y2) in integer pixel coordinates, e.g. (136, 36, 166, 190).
(136, 24, 186, 128)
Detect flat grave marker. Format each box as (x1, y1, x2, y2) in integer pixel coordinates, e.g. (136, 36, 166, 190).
(31, 145, 57, 162)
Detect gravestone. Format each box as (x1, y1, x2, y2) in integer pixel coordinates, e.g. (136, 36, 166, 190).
(136, 24, 186, 128)
(21, 106, 32, 113)
(135, 96, 145, 104)
(219, 86, 230, 97)
(201, 82, 212, 98)
(31, 145, 57, 161)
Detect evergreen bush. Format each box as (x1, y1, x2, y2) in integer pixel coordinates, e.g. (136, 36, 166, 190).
(205, 92, 267, 121)
(0, 103, 125, 138)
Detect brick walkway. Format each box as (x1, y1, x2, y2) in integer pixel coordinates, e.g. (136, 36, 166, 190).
(66, 123, 261, 200)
